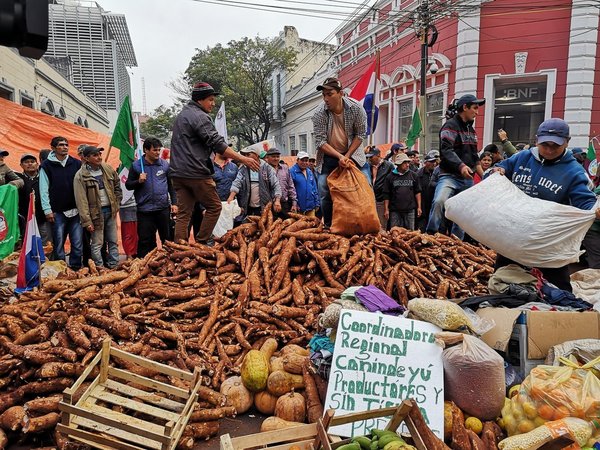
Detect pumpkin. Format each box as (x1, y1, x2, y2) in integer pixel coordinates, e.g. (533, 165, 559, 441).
(267, 370, 305, 396)
(282, 353, 307, 375)
(241, 349, 270, 392)
(260, 416, 305, 432)
(280, 344, 310, 357)
(275, 391, 306, 423)
(270, 356, 285, 373)
(220, 376, 253, 414)
(254, 390, 279, 415)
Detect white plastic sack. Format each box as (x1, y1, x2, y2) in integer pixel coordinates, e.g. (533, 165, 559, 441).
(213, 201, 242, 238)
(445, 173, 598, 268)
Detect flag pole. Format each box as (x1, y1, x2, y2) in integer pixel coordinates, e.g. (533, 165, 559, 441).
(32, 192, 43, 289)
(104, 146, 113, 163)
(368, 49, 380, 147)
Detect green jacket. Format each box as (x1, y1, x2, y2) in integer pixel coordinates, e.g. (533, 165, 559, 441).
(73, 163, 122, 229)
(501, 140, 517, 157)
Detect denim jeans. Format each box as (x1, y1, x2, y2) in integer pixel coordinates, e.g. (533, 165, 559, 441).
(52, 212, 83, 270)
(426, 173, 473, 240)
(389, 210, 415, 230)
(90, 207, 119, 268)
(318, 161, 372, 227)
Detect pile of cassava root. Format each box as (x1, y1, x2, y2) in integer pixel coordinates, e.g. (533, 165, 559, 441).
(0, 208, 495, 449)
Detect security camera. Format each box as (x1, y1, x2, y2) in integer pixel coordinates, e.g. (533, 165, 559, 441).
(429, 62, 439, 74)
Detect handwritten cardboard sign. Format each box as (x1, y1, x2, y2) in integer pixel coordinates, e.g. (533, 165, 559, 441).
(324, 310, 444, 438)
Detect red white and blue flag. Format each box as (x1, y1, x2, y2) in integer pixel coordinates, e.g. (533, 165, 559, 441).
(350, 59, 380, 136)
(15, 192, 45, 293)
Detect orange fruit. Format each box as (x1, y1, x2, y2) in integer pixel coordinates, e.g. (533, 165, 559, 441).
(538, 404, 555, 421)
(553, 405, 570, 420)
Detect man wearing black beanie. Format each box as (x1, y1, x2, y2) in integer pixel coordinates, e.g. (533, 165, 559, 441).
(170, 82, 259, 245)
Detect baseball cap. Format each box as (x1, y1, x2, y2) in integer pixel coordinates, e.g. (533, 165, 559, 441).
(366, 148, 381, 158)
(406, 150, 417, 157)
(82, 145, 104, 157)
(570, 147, 584, 155)
(297, 151, 310, 160)
(241, 147, 261, 156)
(308, 155, 316, 161)
(391, 143, 406, 153)
(393, 153, 410, 165)
(0, 150, 9, 157)
(425, 150, 439, 162)
(265, 148, 281, 156)
(536, 118, 570, 146)
(456, 94, 485, 109)
(316, 77, 343, 92)
(20, 154, 37, 163)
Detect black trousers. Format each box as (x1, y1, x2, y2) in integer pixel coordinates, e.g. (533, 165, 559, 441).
(495, 254, 572, 293)
(137, 208, 171, 258)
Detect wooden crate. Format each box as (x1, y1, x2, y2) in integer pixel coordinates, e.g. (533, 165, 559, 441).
(220, 400, 426, 450)
(58, 340, 202, 450)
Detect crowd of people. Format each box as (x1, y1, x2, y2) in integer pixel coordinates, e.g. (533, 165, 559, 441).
(2, 78, 599, 286)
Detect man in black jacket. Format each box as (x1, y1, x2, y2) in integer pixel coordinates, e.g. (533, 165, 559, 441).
(426, 94, 484, 239)
(170, 82, 259, 244)
(17, 154, 51, 245)
(367, 147, 394, 231)
(416, 150, 439, 232)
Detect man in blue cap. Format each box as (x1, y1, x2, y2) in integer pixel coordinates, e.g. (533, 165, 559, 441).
(493, 118, 600, 290)
(426, 93, 485, 239)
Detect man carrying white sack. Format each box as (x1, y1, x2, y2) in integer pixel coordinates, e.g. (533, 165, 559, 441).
(492, 118, 600, 291)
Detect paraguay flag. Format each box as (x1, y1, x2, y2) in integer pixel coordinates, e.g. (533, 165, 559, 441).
(15, 192, 45, 293)
(350, 59, 380, 136)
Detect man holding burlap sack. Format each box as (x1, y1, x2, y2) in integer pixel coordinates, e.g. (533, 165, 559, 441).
(312, 77, 375, 231)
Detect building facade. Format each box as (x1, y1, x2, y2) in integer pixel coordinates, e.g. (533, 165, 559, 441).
(330, 0, 600, 153)
(0, 47, 109, 132)
(270, 26, 336, 155)
(46, 0, 137, 125)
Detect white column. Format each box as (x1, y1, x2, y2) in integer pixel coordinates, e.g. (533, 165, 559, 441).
(454, 4, 482, 98)
(564, 0, 600, 147)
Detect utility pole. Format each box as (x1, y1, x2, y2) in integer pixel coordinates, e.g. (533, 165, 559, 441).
(416, 0, 437, 153)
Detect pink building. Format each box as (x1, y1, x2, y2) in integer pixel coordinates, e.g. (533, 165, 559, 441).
(334, 0, 599, 153)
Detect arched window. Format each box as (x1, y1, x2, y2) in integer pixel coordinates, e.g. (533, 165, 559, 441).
(40, 97, 55, 115)
(84, 119, 89, 128)
(57, 106, 67, 120)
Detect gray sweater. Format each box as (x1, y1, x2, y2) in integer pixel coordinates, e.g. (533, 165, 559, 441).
(170, 101, 228, 179)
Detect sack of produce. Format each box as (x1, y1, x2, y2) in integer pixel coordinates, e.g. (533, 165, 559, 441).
(498, 417, 600, 450)
(408, 298, 473, 332)
(501, 357, 600, 437)
(327, 164, 379, 236)
(438, 332, 506, 421)
(445, 173, 598, 268)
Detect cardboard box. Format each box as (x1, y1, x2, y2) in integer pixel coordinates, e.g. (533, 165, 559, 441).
(478, 308, 600, 359)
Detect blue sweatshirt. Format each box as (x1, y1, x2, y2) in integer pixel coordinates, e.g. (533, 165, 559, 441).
(497, 147, 596, 210)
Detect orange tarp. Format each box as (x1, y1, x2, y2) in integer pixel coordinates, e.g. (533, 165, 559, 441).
(0, 97, 120, 169)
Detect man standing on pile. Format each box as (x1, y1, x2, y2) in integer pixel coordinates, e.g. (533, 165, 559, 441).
(426, 94, 485, 239)
(367, 147, 394, 231)
(493, 118, 600, 291)
(264, 148, 297, 216)
(170, 82, 259, 245)
(74, 146, 122, 269)
(40, 137, 83, 270)
(312, 77, 370, 227)
(126, 137, 177, 258)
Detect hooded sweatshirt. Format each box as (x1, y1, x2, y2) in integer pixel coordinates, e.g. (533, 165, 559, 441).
(497, 147, 597, 210)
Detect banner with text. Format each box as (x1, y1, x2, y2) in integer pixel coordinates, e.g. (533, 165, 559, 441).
(324, 310, 444, 438)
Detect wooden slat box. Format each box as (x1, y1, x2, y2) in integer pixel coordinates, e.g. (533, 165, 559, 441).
(58, 339, 202, 450)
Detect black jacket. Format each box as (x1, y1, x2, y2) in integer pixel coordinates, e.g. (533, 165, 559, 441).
(370, 159, 395, 201)
(17, 172, 45, 224)
(439, 115, 479, 176)
(416, 166, 436, 215)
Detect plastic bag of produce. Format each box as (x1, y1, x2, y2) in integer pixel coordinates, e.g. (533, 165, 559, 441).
(438, 332, 506, 421)
(213, 201, 242, 238)
(408, 298, 474, 332)
(444, 173, 598, 268)
(498, 417, 599, 450)
(546, 339, 600, 376)
(501, 357, 600, 437)
(327, 165, 379, 236)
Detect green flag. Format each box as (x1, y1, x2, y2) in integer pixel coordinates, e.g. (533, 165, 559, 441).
(109, 96, 137, 170)
(587, 140, 596, 162)
(0, 185, 20, 259)
(406, 107, 423, 148)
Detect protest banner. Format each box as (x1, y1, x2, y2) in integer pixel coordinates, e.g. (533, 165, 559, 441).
(324, 310, 444, 438)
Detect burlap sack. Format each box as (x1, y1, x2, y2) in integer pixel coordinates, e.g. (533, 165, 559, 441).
(327, 165, 379, 236)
